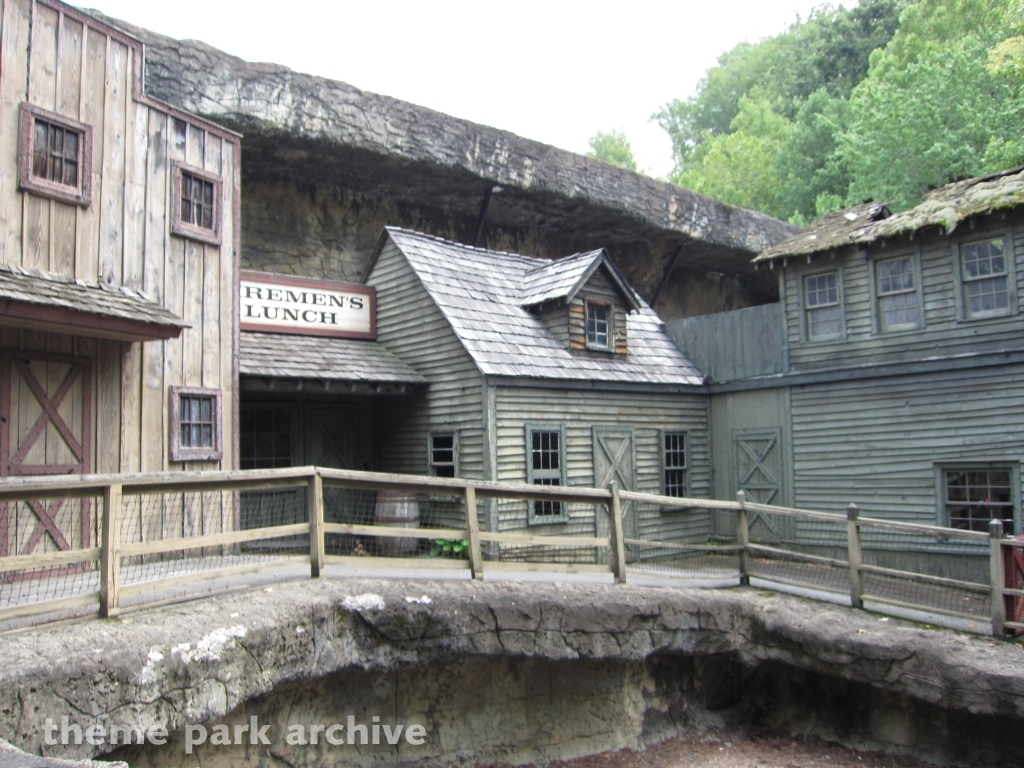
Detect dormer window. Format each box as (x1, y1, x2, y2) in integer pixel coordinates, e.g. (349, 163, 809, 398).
(586, 301, 611, 350)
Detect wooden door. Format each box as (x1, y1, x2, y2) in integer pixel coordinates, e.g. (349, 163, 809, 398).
(0, 350, 92, 556)
(593, 426, 637, 539)
(307, 404, 372, 523)
(733, 429, 787, 544)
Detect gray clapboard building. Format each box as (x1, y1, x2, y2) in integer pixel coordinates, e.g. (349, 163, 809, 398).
(669, 166, 1024, 550)
(358, 228, 709, 539)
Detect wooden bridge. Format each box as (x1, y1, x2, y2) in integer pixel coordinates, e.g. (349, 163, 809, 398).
(0, 467, 1020, 636)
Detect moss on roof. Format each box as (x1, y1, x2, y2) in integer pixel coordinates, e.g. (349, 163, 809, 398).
(755, 165, 1024, 263)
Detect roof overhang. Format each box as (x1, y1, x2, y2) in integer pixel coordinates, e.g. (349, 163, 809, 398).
(0, 265, 186, 342)
(239, 331, 427, 394)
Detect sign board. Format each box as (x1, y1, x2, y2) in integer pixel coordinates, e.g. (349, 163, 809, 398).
(239, 271, 376, 339)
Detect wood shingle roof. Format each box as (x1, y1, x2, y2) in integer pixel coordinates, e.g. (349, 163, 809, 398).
(375, 228, 704, 386)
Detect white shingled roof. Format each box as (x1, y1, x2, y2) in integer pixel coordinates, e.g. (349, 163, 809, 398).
(374, 228, 705, 386)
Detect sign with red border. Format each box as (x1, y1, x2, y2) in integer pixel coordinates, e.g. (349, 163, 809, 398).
(240, 271, 376, 339)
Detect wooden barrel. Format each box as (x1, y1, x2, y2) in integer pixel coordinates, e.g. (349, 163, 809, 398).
(373, 491, 420, 556)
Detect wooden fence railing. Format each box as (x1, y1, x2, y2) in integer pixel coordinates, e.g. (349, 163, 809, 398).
(0, 469, 1018, 637)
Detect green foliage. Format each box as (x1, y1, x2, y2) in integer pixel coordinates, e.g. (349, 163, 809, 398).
(586, 129, 638, 171)
(430, 538, 468, 559)
(656, 0, 1024, 221)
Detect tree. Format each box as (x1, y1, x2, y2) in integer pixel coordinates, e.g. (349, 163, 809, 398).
(842, 0, 1024, 208)
(586, 129, 638, 171)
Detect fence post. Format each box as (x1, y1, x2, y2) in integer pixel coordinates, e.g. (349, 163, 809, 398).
(464, 485, 483, 580)
(736, 490, 749, 586)
(309, 470, 324, 578)
(100, 484, 122, 618)
(990, 519, 1006, 638)
(607, 480, 627, 584)
(846, 503, 863, 609)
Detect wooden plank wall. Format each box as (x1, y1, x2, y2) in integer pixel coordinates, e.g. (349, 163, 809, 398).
(568, 270, 629, 354)
(493, 387, 711, 541)
(789, 364, 1024, 525)
(665, 303, 785, 383)
(784, 211, 1024, 370)
(367, 241, 485, 478)
(0, 0, 237, 482)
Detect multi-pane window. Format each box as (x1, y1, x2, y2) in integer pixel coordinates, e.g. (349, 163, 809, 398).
(172, 162, 222, 245)
(240, 408, 293, 470)
(528, 427, 564, 519)
(170, 387, 222, 462)
(18, 104, 92, 206)
(32, 118, 80, 188)
(945, 468, 1014, 534)
(876, 256, 919, 331)
(181, 172, 215, 230)
(804, 272, 842, 339)
(586, 303, 610, 349)
(430, 432, 457, 477)
(961, 238, 1010, 317)
(663, 432, 687, 497)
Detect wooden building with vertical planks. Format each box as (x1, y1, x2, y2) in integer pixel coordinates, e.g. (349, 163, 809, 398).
(0, 0, 239, 557)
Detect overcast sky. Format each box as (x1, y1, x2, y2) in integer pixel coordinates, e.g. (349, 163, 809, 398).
(82, 0, 833, 178)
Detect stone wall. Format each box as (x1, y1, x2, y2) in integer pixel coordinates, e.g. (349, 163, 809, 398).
(4, 580, 1024, 766)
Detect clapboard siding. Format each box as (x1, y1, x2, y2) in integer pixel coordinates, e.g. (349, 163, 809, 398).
(785, 212, 1024, 369)
(790, 364, 1024, 527)
(666, 303, 784, 382)
(493, 387, 710, 540)
(567, 269, 629, 354)
(367, 241, 484, 478)
(0, 0, 239, 475)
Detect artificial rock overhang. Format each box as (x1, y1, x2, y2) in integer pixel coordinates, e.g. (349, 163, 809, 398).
(91, 11, 797, 297)
(0, 264, 186, 342)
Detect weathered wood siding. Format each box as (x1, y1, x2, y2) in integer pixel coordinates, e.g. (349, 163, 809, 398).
(366, 241, 484, 478)
(569, 269, 629, 354)
(0, 0, 238, 477)
(492, 386, 710, 540)
(784, 211, 1024, 370)
(790, 365, 1024, 525)
(666, 303, 784, 382)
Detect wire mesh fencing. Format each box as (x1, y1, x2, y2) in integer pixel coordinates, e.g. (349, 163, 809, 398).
(117, 486, 310, 592)
(624, 502, 741, 581)
(322, 488, 472, 562)
(488, 499, 609, 564)
(857, 522, 991, 620)
(744, 506, 852, 597)
(0, 495, 102, 611)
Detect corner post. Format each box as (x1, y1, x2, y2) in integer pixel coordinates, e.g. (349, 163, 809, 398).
(309, 470, 324, 578)
(464, 485, 483, 580)
(846, 503, 863, 609)
(736, 490, 750, 586)
(607, 480, 627, 584)
(100, 484, 122, 618)
(990, 519, 1006, 638)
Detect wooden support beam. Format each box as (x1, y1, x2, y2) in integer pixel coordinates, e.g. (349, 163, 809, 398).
(736, 491, 750, 586)
(991, 519, 1006, 638)
(100, 484, 122, 618)
(847, 503, 863, 609)
(309, 471, 324, 578)
(464, 485, 483, 581)
(608, 480, 627, 584)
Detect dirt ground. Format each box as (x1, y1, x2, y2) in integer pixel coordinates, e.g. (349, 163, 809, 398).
(545, 726, 942, 768)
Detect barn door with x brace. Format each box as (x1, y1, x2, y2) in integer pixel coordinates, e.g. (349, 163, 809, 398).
(733, 428, 789, 544)
(593, 426, 637, 542)
(0, 350, 92, 557)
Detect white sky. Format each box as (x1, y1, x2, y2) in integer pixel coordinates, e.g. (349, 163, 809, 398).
(81, 0, 832, 179)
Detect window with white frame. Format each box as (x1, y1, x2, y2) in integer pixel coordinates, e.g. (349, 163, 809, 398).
(961, 238, 1010, 318)
(876, 255, 920, 331)
(586, 302, 611, 350)
(662, 431, 687, 497)
(804, 271, 842, 340)
(526, 424, 566, 521)
(430, 432, 457, 477)
(943, 467, 1015, 534)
